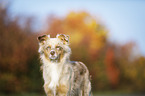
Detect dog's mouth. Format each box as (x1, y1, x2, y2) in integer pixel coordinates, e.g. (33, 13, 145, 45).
(49, 56, 57, 60)
(49, 55, 59, 62)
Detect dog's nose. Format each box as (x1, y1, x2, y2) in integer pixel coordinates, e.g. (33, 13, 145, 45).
(50, 51, 55, 55)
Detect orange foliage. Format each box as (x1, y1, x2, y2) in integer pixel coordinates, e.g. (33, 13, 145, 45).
(45, 12, 107, 61)
(105, 47, 120, 88)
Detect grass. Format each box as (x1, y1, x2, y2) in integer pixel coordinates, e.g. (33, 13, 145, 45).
(93, 90, 144, 96)
(0, 90, 144, 96)
(0, 93, 45, 96)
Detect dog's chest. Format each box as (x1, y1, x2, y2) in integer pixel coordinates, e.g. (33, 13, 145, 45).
(43, 63, 62, 88)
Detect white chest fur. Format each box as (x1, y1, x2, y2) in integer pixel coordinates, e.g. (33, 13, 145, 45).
(43, 62, 62, 89)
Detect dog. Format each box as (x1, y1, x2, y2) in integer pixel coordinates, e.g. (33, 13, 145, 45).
(38, 34, 92, 96)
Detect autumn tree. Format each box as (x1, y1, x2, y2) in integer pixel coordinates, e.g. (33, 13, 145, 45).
(0, 5, 43, 93)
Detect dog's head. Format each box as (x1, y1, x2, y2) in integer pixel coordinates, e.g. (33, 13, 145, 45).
(38, 34, 71, 62)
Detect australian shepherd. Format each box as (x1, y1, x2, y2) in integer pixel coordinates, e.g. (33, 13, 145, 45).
(38, 34, 92, 96)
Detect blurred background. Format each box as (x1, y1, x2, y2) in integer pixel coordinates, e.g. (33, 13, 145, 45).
(0, 0, 145, 96)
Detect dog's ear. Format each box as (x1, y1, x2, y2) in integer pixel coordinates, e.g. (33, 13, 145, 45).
(56, 34, 69, 45)
(37, 35, 50, 43)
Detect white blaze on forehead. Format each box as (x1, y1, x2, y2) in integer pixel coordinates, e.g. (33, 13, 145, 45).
(46, 38, 62, 48)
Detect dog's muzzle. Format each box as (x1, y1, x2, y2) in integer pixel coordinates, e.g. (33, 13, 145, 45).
(50, 51, 55, 55)
(49, 50, 58, 60)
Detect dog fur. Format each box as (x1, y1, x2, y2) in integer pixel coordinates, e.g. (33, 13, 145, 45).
(38, 34, 92, 96)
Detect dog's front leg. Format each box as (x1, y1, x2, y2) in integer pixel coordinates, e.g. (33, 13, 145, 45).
(56, 84, 68, 96)
(44, 83, 53, 96)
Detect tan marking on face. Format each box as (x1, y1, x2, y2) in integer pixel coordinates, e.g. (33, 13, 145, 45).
(43, 45, 51, 61)
(55, 44, 64, 62)
(43, 42, 65, 62)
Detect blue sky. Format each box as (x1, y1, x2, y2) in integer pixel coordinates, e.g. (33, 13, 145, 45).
(7, 0, 145, 56)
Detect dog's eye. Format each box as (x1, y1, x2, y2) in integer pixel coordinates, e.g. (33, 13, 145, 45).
(56, 46, 61, 50)
(46, 46, 51, 50)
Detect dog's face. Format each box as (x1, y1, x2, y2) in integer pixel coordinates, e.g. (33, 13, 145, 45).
(38, 34, 71, 62)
